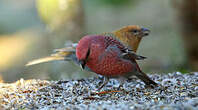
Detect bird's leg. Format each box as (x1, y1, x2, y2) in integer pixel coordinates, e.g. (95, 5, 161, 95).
(93, 77, 122, 95)
(97, 77, 109, 91)
(117, 77, 126, 90)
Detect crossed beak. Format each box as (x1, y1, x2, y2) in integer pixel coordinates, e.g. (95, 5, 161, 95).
(141, 28, 150, 37)
(79, 60, 86, 69)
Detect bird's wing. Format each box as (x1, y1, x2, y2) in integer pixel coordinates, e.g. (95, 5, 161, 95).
(103, 35, 146, 61)
(121, 49, 147, 60)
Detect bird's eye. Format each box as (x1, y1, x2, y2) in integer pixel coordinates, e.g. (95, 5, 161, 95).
(130, 29, 138, 34)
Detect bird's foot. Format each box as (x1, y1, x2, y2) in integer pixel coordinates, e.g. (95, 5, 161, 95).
(97, 77, 109, 91)
(117, 85, 124, 90)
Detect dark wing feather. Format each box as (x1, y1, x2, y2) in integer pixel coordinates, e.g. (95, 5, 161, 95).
(103, 35, 147, 60)
(121, 49, 147, 60)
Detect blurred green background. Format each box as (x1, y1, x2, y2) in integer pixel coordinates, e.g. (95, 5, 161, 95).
(0, 0, 197, 82)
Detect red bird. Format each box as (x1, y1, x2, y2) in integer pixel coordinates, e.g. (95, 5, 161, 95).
(76, 35, 157, 89)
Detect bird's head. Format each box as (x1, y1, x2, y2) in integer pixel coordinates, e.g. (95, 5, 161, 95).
(113, 25, 150, 52)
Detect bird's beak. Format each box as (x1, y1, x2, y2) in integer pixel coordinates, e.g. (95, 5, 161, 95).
(79, 60, 86, 69)
(79, 46, 90, 70)
(141, 28, 150, 37)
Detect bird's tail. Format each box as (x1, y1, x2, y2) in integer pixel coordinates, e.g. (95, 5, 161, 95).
(25, 56, 65, 66)
(26, 43, 77, 66)
(135, 71, 158, 87)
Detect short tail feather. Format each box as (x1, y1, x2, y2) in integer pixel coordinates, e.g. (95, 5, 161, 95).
(135, 71, 158, 86)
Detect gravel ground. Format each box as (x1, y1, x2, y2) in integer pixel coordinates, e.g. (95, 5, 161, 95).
(0, 72, 198, 110)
